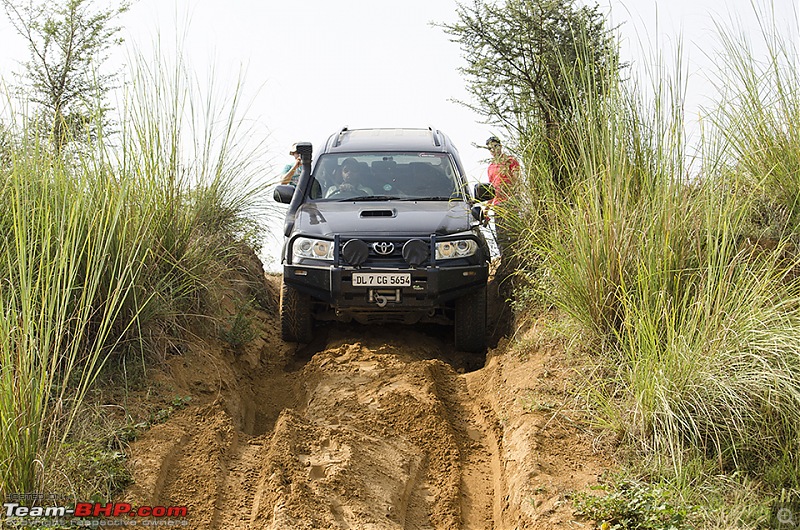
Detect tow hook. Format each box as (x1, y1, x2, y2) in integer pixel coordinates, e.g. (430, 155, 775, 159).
(374, 293, 388, 308)
(369, 289, 401, 306)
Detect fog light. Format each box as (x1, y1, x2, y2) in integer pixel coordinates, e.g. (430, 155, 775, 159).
(402, 239, 429, 267)
(342, 239, 369, 266)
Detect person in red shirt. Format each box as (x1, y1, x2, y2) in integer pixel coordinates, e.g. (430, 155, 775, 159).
(484, 136, 520, 284)
(486, 136, 520, 206)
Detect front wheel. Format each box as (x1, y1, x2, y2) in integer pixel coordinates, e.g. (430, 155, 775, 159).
(454, 285, 487, 353)
(280, 280, 313, 343)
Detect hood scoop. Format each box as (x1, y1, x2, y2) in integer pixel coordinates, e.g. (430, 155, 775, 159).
(360, 209, 396, 218)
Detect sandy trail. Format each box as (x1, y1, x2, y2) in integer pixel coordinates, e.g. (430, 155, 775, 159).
(124, 277, 611, 529)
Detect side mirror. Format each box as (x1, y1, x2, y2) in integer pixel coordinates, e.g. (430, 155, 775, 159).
(273, 184, 296, 204)
(471, 204, 485, 222)
(473, 183, 495, 202)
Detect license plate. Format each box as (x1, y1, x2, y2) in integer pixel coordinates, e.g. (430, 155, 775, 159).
(352, 272, 411, 287)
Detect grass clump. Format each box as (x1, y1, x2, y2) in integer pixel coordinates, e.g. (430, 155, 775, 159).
(707, 5, 800, 237)
(0, 142, 151, 494)
(220, 300, 258, 351)
(0, 42, 272, 497)
(58, 441, 132, 501)
(501, 3, 800, 525)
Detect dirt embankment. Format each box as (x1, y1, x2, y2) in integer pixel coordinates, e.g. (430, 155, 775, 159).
(123, 270, 612, 529)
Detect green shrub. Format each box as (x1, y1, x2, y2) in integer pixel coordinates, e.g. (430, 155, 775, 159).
(573, 477, 694, 530)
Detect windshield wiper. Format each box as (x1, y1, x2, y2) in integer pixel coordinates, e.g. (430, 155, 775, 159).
(399, 196, 460, 201)
(346, 195, 396, 201)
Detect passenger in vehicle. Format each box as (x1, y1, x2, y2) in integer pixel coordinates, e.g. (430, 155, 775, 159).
(404, 163, 454, 197)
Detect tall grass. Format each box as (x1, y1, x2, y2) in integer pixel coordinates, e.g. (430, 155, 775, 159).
(508, 5, 800, 503)
(707, 3, 800, 237)
(0, 43, 272, 495)
(0, 134, 151, 493)
(116, 41, 276, 328)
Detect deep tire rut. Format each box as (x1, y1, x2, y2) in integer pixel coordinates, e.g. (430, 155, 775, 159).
(212, 436, 268, 528)
(433, 368, 497, 530)
(128, 328, 501, 529)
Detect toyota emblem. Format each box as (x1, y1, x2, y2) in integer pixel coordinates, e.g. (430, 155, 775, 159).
(372, 241, 395, 255)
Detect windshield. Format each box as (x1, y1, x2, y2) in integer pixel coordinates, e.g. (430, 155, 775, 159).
(309, 152, 463, 201)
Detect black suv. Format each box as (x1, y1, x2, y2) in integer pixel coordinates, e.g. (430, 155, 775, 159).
(273, 127, 494, 352)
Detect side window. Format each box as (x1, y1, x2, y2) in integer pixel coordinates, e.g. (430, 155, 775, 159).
(311, 158, 338, 199)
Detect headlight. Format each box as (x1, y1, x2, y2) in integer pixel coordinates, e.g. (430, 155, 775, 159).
(435, 239, 477, 259)
(293, 237, 334, 260)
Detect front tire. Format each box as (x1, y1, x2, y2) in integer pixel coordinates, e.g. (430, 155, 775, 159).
(280, 280, 313, 343)
(454, 285, 487, 353)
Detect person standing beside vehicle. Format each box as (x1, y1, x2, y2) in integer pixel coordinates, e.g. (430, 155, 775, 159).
(483, 136, 520, 260)
(279, 146, 303, 185)
(486, 136, 520, 207)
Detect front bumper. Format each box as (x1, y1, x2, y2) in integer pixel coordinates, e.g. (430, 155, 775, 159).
(283, 263, 488, 313)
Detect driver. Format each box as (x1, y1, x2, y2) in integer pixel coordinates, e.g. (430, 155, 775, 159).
(325, 158, 374, 197)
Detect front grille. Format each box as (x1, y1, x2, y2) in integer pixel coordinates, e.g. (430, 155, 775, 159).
(339, 237, 429, 268)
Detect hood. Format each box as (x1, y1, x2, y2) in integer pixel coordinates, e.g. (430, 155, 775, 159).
(291, 200, 474, 238)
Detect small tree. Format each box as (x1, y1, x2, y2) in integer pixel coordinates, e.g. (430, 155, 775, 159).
(2, 0, 129, 153)
(439, 0, 618, 144)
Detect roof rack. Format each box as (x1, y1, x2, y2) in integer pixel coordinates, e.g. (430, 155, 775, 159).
(428, 126, 441, 147)
(333, 125, 349, 148)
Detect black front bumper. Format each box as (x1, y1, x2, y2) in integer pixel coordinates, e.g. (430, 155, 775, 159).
(283, 263, 488, 313)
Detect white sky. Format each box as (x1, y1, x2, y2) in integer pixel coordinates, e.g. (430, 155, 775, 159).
(118, 0, 495, 179)
(1, 0, 796, 180)
(0, 0, 797, 266)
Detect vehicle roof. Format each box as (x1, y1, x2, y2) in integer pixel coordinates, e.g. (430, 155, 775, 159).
(320, 127, 456, 154)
